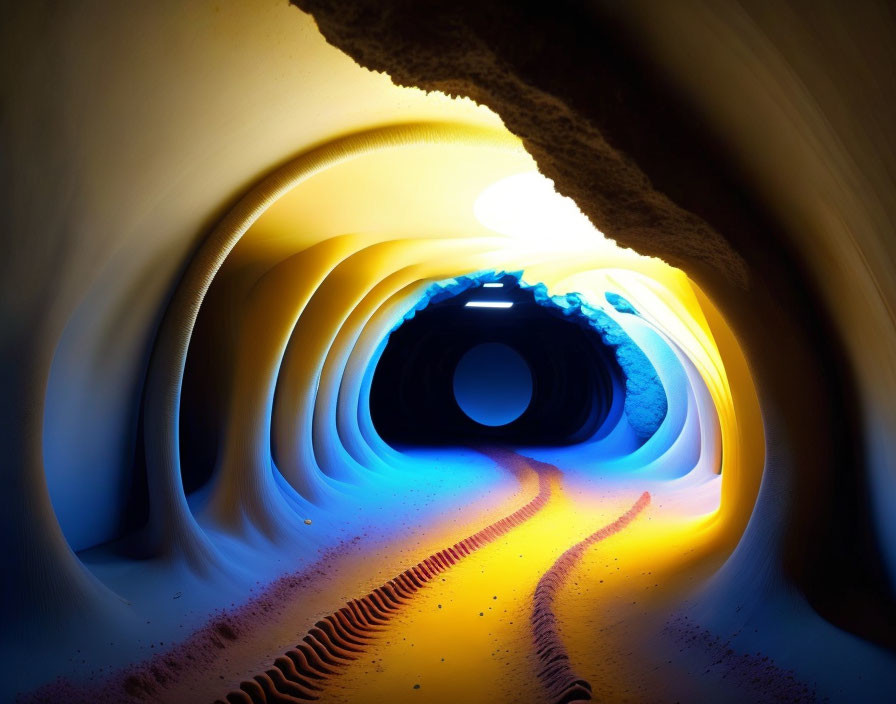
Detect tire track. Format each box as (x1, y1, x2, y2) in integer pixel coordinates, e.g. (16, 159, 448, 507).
(532, 491, 651, 704)
(215, 453, 555, 703)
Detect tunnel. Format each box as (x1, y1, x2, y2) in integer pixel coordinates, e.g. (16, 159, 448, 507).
(1, 2, 895, 703)
(370, 274, 631, 445)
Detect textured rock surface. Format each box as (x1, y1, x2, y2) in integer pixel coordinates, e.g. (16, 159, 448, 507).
(293, 0, 749, 288)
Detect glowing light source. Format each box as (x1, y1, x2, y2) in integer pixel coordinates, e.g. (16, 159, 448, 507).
(474, 171, 605, 249)
(465, 301, 513, 308)
(483, 282, 504, 287)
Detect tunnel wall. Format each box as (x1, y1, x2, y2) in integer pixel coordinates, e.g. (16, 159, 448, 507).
(1, 0, 508, 553)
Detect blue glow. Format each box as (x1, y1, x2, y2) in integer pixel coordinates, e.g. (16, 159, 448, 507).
(453, 343, 533, 426)
(605, 291, 638, 315)
(525, 282, 667, 440)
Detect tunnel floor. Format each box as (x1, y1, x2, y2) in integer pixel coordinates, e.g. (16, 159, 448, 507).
(25, 444, 895, 703)
(107, 447, 820, 704)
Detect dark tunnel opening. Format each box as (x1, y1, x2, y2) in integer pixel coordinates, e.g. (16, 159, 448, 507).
(370, 276, 621, 446)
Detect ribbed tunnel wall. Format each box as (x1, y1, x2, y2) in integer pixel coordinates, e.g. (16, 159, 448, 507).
(1, 1, 895, 702)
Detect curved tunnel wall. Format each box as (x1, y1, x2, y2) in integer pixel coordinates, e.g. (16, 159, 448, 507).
(3, 105, 753, 698)
(172, 125, 734, 530)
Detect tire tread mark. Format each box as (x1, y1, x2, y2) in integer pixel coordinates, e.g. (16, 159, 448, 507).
(531, 491, 651, 703)
(218, 459, 554, 702)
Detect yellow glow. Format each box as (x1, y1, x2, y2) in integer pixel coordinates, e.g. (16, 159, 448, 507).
(223, 121, 759, 523)
(474, 171, 608, 251)
(322, 470, 726, 704)
(322, 473, 642, 703)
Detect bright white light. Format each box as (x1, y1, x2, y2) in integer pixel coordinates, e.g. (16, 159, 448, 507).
(482, 282, 504, 288)
(465, 301, 513, 309)
(474, 171, 604, 248)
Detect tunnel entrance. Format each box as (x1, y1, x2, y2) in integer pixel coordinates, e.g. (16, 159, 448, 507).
(369, 275, 622, 445)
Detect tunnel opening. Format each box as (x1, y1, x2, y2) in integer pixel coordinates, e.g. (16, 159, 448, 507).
(370, 273, 625, 446)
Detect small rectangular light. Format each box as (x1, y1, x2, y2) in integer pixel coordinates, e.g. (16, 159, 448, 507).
(482, 282, 504, 288)
(465, 301, 513, 308)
